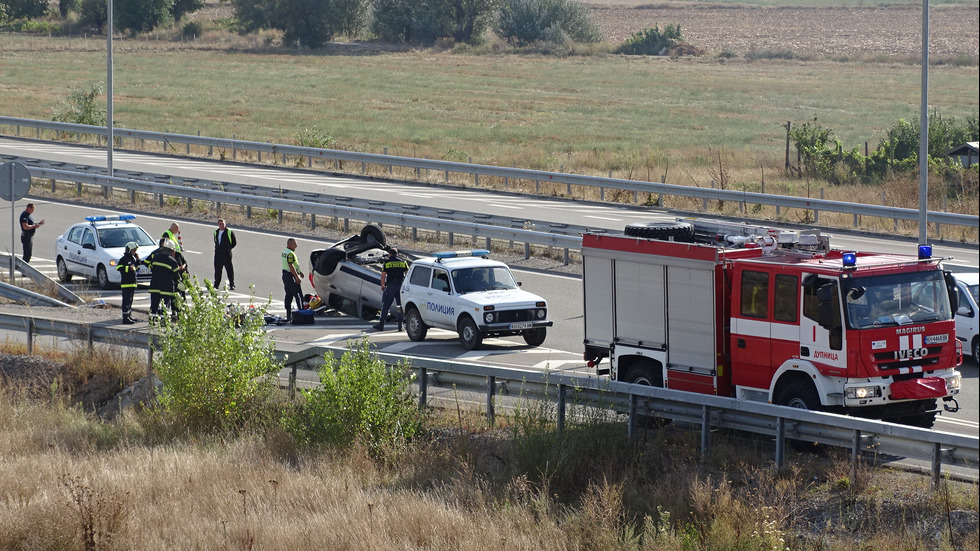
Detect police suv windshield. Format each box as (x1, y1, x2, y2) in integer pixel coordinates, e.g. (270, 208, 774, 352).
(451, 266, 518, 294)
(96, 226, 156, 249)
(842, 271, 952, 329)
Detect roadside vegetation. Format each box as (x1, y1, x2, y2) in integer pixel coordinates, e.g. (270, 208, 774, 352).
(0, 290, 977, 548)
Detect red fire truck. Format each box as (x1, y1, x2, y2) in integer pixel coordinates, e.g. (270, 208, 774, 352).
(582, 218, 962, 427)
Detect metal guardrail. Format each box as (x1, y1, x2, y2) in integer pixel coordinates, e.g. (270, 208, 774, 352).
(2, 116, 977, 233)
(23, 167, 584, 259)
(0, 311, 975, 486)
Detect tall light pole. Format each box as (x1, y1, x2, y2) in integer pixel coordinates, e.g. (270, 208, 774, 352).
(107, 0, 114, 178)
(918, 0, 929, 245)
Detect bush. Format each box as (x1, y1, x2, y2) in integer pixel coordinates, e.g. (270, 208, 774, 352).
(615, 23, 682, 56)
(181, 20, 203, 39)
(114, 0, 174, 35)
(151, 278, 281, 432)
(297, 125, 335, 148)
(52, 83, 108, 126)
(78, 0, 107, 32)
(287, 339, 425, 453)
(496, 0, 601, 46)
(170, 0, 203, 22)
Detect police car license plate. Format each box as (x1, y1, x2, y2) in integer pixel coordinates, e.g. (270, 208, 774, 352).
(137, 266, 150, 276)
(509, 322, 533, 330)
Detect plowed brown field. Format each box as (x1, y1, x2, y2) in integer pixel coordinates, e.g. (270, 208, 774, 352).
(589, 2, 979, 59)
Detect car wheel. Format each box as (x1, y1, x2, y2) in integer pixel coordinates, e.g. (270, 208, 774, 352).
(360, 224, 386, 248)
(458, 316, 483, 350)
(973, 337, 979, 363)
(57, 257, 72, 283)
(405, 307, 427, 342)
(96, 265, 112, 289)
(316, 249, 346, 276)
(522, 327, 547, 347)
(360, 306, 379, 321)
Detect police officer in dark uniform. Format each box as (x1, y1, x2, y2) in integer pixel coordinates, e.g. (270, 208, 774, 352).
(373, 247, 409, 331)
(116, 242, 140, 324)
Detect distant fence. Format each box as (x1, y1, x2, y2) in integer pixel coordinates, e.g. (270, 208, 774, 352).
(2, 116, 976, 238)
(1, 311, 976, 487)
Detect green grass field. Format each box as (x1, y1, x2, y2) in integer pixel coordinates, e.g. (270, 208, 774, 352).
(2, 45, 976, 174)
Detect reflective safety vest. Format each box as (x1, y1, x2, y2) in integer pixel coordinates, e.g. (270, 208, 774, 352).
(282, 248, 298, 272)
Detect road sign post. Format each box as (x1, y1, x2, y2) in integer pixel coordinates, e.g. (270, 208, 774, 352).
(0, 162, 33, 281)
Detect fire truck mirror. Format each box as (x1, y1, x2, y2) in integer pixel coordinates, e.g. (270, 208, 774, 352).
(944, 271, 959, 312)
(816, 284, 840, 330)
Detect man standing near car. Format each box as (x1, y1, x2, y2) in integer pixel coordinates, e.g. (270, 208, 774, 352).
(19, 203, 44, 263)
(374, 247, 408, 331)
(281, 238, 304, 323)
(117, 242, 140, 324)
(162, 222, 182, 253)
(213, 218, 236, 290)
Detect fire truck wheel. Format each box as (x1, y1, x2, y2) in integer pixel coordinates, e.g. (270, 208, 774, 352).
(623, 362, 663, 387)
(778, 379, 821, 411)
(624, 221, 695, 242)
(522, 328, 547, 347)
(458, 316, 484, 350)
(405, 307, 428, 341)
(896, 411, 938, 429)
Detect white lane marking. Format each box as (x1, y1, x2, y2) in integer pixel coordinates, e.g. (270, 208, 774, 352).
(583, 215, 624, 221)
(532, 359, 588, 370)
(488, 203, 524, 210)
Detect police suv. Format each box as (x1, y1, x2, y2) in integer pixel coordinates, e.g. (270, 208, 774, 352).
(399, 250, 552, 350)
(55, 215, 158, 289)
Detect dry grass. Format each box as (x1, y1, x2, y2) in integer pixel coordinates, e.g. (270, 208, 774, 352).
(0, 345, 977, 550)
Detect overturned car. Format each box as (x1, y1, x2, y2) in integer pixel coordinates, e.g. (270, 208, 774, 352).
(309, 225, 391, 320)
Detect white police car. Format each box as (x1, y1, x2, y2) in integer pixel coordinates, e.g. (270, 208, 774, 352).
(399, 250, 552, 350)
(55, 215, 158, 289)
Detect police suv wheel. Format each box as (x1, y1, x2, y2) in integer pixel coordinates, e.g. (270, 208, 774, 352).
(458, 316, 483, 350)
(973, 337, 979, 363)
(57, 257, 72, 283)
(522, 328, 547, 347)
(405, 307, 427, 341)
(97, 265, 111, 290)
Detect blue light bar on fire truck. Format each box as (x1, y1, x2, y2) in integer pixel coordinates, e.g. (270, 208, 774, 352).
(918, 244, 932, 260)
(841, 252, 857, 269)
(85, 214, 135, 222)
(433, 249, 490, 261)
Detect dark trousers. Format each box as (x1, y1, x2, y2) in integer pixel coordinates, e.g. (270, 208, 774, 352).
(20, 234, 33, 263)
(214, 253, 234, 288)
(150, 292, 173, 316)
(378, 281, 404, 328)
(282, 271, 303, 320)
(121, 287, 135, 318)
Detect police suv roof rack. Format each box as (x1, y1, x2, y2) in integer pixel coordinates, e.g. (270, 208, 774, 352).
(85, 214, 135, 223)
(432, 249, 490, 262)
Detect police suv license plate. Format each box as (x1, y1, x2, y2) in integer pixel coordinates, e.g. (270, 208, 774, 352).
(509, 322, 533, 330)
(138, 266, 150, 276)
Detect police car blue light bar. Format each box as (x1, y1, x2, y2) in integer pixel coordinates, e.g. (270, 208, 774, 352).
(433, 249, 490, 260)
(85, 214, 135, 222)
(917, 244, 932, 260)
(841, 252, 857, 268)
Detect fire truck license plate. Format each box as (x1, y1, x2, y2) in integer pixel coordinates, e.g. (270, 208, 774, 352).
(509, 322, 533, 330)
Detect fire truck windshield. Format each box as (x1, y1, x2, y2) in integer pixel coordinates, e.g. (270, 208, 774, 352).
(842, 271, 952, 329)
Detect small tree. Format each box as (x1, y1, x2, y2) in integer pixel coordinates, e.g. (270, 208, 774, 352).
(152, 278, 281, 432)
(616, 24, 682, 56)
(496, 0, 601, 46)
(78, 0, 107, 32)
(287, 339, 425, 452)
(114, 0, 174, 35)
(171, 0, 204, 22)
(59, 0, 79, 18)
(52, 83, 108, 126)
(0, 0, 48, 20)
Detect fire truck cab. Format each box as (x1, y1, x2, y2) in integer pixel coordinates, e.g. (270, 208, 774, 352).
(582, 218, 962, 428)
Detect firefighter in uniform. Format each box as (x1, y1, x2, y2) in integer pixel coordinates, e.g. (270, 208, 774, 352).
(116, 242, 140, 324)
(145, 239, 180, 321)
(281, 238, 304, 323)
(373, 247, 409, 331)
